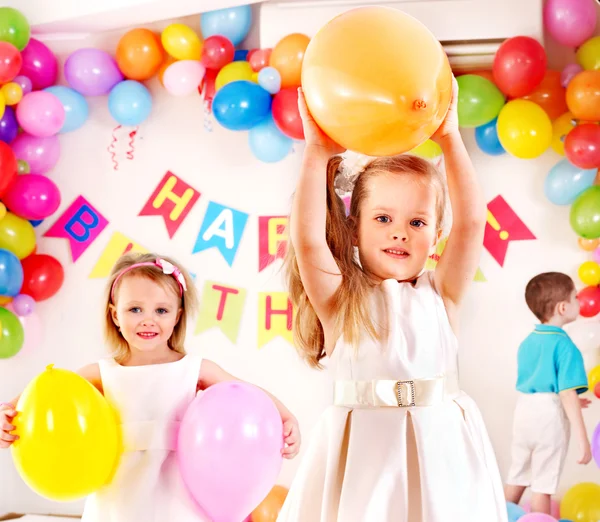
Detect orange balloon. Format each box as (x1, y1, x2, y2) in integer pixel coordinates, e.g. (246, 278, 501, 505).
(579, 237, 600, 251)
(251, 485, 288, 522)
(0, 295, 13, 305)
(301, 6, 452, 156)
(270, 33, 310, 89)
(566, 70, 600, 121)
(522, 70, 567, 120)
(116, 28, 165, 81)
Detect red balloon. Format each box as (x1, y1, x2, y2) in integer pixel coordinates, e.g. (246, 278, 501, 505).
(249, 48, 272, 72)
(493, 36, 547, 98)
(201, 36, 235, 70)
(577, 285, 600, 317)
(0, 141, 17, 198)
(565, 124, 600, 170)
(0, 42, 22, 84)
(595, 382, 600, 399)
(272, 88, 304, 140)
(20, 254, 64, 301)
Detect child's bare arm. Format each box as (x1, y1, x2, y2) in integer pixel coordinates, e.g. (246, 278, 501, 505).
(559, 389, 591, 465)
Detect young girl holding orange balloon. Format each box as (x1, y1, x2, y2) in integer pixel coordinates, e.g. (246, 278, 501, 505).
(1, 252, 300, 522)
(278, 80, 507, 522)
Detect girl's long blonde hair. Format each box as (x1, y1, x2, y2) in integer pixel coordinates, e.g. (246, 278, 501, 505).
(104, 252, 198, 363)
(285, 154, 447, 368)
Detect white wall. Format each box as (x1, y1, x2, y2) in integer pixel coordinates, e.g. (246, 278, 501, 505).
(1, 9, 599, 517)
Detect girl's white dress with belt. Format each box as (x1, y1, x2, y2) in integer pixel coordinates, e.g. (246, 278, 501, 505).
(81, 354, 209, 522)
(278, 272, 507, 522)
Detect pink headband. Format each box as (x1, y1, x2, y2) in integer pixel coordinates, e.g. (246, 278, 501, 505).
(110, 258, 187, 303)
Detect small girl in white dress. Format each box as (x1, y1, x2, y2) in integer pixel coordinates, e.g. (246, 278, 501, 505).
(277, 81, 507, 522)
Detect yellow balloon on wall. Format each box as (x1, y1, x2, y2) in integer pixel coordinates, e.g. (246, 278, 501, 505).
(1, 82, 23, 105)
(576, 36, 600, 71)
(161, 24, 202, 61)
(497, 100, 552, 159)
(11, 365, 121, 501)
(588, 365, 600, 395)
(551, 112, 576, 156)
(215, 61, 254, 91)
(560, 482, 600, 522)
(409, 139, 442, 159)
(578, 261, 600, 286)
(0, 212, 36, 259)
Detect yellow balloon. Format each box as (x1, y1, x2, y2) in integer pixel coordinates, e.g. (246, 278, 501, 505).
(0, 212, 35, 259)
(578, 261, 600, 285)
(560, 482, 600, 522)
(0, 91, 5, 120)
(409, 139, 442, 159)
(0, 202, 6, 221)
(576, 36, 600, 71)
(11, 365, 121, 501)
(215, 61, 254, 91)
(1, 82, 23, 105)
(497, 100, 552, 159)
(589, 365, 600, 394)
(551, 111, 576, 155)
(161, 24, 202, 61)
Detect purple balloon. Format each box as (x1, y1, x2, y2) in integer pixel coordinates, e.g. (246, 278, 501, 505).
(18, 38, 58, 90)
(178, 382, 283, 522)
(561, 63, 583, 88)
(0, 106, 18, 143)
(10, 133, 60, 174)
(3, 173, 61, 220)
(544, 0, 597, 48)
(64, 48, 123, 96)
(13, 75, 32, 95)
(13, 294, 35, 317)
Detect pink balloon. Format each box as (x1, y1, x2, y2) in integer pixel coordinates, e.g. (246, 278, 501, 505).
(18, 38, 58, 90)
(163, 60, 205, 96)
(13, 75, 32, 95)
(522, 499, 560, 518)
(10, 133, 60, 174)
(16, 92, 66, 137)
(561, 63, 583, 87)
(519, 514, 557, 522)
(177, 382, 283, 522)
(544, 0, 597, 48)
(593, 246, 600, 264)
(5, 303, 42, 358)
(3, 174, 61, 220)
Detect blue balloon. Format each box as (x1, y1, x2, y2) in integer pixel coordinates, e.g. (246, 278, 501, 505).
(249, 113, 293, 163)
(544, 159, 597, 205)
(213, 81, 271, 131)
(258, 67, 281, 94)
(29, 219, 43, 227)
(44, 86, 89, 133)
(506, 502, 526, 522)
(0, 106, 18, 144)
(201, 5, 252, 47)
(234, 49, 249, 61)
(0, 248, 23, 297)
(475, 118, 505, 156)
(108, 80, 152, 126)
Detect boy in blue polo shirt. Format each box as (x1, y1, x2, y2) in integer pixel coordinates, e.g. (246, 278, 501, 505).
(504, 272, 591, 515)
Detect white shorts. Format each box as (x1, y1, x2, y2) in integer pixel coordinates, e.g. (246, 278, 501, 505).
(505, 393, 570, 495)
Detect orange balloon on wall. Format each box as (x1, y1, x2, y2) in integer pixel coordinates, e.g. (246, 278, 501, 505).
(522, 70, 567, 120)
(116, 28, 165, 81)
(566, 70, 600, 121)
(301, 6, 452, 156)
(251, 485, 288, 522)
(270, 33, 310, 89)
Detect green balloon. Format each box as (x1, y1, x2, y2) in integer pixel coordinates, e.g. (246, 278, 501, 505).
(457, 75, 505, 128)
(17, 159, 30, 174)
(570, 185, 600, 239)
(0, 8, 30, 51)
(0, 306, 24, 359)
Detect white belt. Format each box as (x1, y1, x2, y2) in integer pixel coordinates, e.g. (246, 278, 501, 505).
(334, 373, 460, 408)
(121, 420, 180, 452)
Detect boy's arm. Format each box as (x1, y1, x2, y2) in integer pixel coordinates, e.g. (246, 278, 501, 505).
(559, 389, 591, 465)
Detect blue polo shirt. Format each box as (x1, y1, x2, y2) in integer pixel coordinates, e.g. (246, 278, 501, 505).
(516, 324, 588, 394)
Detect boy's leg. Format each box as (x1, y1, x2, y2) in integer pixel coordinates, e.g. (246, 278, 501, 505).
(504, 485, 526, 505)
(530, 492, 551, 514)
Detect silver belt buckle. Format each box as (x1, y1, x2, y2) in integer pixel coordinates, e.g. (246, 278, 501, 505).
(396, 380, 416, 407)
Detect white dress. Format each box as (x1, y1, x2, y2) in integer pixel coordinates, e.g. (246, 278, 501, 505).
(82, 354, 209, 522)
(277, 272, 507, 522)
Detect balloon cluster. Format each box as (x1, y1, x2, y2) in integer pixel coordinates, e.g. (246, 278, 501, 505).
(0, 8, 65, 360)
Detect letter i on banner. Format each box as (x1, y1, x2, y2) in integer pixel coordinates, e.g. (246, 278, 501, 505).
(44, 196, 109, 262)
(258, 292, 294, 348)
(139, 171, 200, 238)
(89, 231, 147, 278)
(258, 216, 288, 272)
(195, 281, 247, 343)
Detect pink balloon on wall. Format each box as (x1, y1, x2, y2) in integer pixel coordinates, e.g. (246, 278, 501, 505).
(544, 0, 597, 47)
(16, 92, 66, 137)
(10, 133, 60, 174)
(18, 38, 58, 90)
(3, 173, 61, 220)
